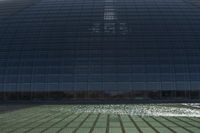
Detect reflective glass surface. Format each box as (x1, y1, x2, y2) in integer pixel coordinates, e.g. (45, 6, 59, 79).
(0, 0, 200, 100)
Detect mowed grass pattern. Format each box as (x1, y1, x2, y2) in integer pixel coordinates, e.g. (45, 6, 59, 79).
(0, 105, 200, 133)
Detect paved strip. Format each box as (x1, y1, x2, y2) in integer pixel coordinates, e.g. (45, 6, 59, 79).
(151, 117, 176, 133)
(186, 117, 200, 123)
(39, 113, 74, 133)
(0, 105, 36, 114)
(1, 105, 200, 133)
(174, 117, 200, 129)
(106, 114, 110, 133)
(140, 117, 160, 133)
(1, 108, 47, 130)
(72, 114, 91, 133)
(0, 107, 44, 128)
(0, 106, 38, 121)
(56, 113, 82, 133)
(88, 113, 100, 133)
(6, 110, 53, 133)
(118, 115, 126, 133)
(24, 109, 73, 133)
(124, 105, 142, 133)
(0, 111, 36, 128)
(128, 115, 142, 133)
(162, 117, 193, 133)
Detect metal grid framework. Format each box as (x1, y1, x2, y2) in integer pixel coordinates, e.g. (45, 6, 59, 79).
(0, 0, 200, 100)
(0, 105, 200, 133)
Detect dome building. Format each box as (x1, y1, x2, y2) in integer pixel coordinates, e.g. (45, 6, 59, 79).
(0, 0, 200, 101)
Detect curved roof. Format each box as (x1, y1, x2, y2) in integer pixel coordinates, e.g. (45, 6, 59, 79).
(0, 0, 200, 100)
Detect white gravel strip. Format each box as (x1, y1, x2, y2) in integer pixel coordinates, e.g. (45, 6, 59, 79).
(62, 104, 200, 117)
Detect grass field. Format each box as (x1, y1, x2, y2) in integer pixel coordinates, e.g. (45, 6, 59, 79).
(0, 104, 200, 133)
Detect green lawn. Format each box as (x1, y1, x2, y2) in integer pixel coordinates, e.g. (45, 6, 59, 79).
(0, 104, 200, 133)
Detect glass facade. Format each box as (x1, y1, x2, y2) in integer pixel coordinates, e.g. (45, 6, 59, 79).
(0, 0, 200, 101)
